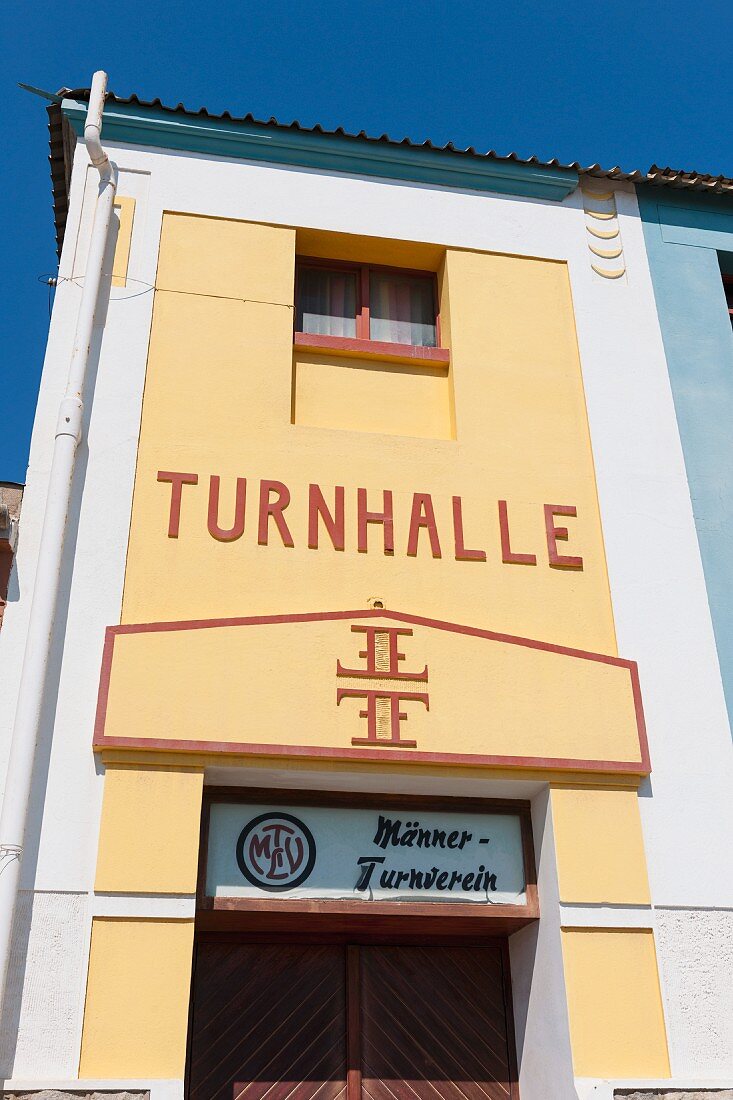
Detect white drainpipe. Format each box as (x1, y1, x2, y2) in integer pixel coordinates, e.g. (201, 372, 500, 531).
(0, 71, 117, 1010)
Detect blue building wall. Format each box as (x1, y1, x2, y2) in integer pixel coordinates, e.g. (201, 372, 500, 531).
(639, 188, 733, 726)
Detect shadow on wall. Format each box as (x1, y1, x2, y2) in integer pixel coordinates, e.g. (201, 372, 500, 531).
(508, 788, 576, 1097)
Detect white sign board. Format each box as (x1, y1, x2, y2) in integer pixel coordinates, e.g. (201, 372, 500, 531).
(206, 803, 527, 906)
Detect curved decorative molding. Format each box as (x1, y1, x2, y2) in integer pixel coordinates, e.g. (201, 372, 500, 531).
(587, 224, 620, 240)
(581, 184, 626, 279)
(589, 244, 623, 259)
(591, 264, 627, 279)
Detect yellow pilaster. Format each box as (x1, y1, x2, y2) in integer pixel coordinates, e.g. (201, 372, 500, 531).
(81, 762, 204, 1077)
(111, 196, 136, 287)
(80, 917, 195, 1078)
(95, 763, 204, 893)
(552, 786, 669, 1078)
(561, 928, 670, 1078)
(551, 785, 650, 904)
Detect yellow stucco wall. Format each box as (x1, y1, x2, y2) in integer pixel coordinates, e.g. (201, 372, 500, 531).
(95, 764, 204, 893)
(121, 214, 615, 659)
(561, 928, 670, 1078)
(79, 918, 195, 1078)
(551, 786, 651, 903)
(292, 349, 452, 439)
(156, 213, 295, 302)
(111, 196, 135, 287)
(85, 213, 665, 1085)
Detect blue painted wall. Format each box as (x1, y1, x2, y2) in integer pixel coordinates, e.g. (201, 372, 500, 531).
(639, 188, 733, 726)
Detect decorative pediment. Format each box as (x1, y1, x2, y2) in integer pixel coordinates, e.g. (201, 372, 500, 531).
(94, 608, 648, 775)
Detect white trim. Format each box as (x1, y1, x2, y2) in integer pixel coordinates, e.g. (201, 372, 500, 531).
(91, 894, 196, 918)
(655, 903, 733, 913)
(0, 1079, 174, 1087)
(559, 904, 653, 929)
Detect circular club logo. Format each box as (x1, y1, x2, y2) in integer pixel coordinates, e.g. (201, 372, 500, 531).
(236, 812, 316, 892)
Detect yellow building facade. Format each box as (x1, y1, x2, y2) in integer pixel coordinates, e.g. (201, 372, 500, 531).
(4, 84, 732, 1100)
(85, 204, 667, 1085)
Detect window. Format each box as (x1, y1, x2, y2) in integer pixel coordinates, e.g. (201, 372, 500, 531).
(370, 269, 436, 346)
(297, 266, 358, 338)
(295, 259, 443, 356)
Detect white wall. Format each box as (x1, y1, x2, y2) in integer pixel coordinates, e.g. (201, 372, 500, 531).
(1, 132, 731, 1087)
(510, 790, 576, 1100)
(0, 150, 156, 1077)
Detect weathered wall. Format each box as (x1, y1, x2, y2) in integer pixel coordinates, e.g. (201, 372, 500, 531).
(0, 892, 87, 1078)
(655, 909, 733, 1076)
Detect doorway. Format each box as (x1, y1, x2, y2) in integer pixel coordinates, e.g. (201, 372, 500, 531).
(187, 939, 518, 1100)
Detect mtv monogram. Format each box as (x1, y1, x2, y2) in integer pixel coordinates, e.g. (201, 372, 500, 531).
(336, 625, 429, 748)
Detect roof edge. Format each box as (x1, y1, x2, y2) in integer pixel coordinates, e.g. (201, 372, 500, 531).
(60, 95, 580, 202)
(47, 102, 75, 261)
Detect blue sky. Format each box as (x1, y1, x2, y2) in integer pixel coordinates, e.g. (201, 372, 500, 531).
(3, 0, 732, 483)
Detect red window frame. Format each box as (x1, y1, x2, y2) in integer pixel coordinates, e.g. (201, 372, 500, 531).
(294, 258, 449, 364)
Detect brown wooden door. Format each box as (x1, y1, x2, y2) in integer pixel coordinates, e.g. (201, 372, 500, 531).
(359, 946, 514, 1100)
(188, 942, 347, 1100)
(187, 942, 516, 1100)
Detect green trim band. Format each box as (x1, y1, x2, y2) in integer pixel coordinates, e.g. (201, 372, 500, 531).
(62, 98, 578, 201)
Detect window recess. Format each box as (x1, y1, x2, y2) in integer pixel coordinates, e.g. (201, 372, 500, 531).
(294, 259, 449, 366)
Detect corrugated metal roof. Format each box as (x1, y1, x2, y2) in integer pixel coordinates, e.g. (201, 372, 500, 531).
(47, 101, 75, 260)
(645, 164, 733, 194)
(46, 85, 733, 258)
(59, 86, 733, 194)
(58, 86, 646, 183)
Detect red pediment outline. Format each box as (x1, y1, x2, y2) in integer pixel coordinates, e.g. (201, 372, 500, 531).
(93, 608, 650, 775)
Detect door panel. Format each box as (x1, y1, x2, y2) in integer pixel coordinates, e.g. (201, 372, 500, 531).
(360, 946, 513, 1100)
(187, 942, 515, 1100)
(189, 942, 347, 1100)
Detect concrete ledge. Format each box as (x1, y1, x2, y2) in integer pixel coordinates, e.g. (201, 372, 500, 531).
(0, 1083, 179, 1100)
(616, 1092, 733, 1100)
(2, 1093, 148, 1100)
(576, 1080, 733, 1100)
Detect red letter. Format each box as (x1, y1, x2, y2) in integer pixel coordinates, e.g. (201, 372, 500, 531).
(406, 493, 442, 558)
(357, 488, 394, 554)
(157, 470, 198, 538)
(452, 496, 486, 561)
(544, 504, 583, 569)
(308, 484, 345, 550)
(258, 480, 295, 547)
(498, 500, 537, 565)
(208, 475, 246, 542)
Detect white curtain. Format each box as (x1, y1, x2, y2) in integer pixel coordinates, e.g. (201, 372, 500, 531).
(369, 271, 436, 347)
(298, 268, 357, 337)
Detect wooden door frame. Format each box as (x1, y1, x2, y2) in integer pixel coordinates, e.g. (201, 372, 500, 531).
(196, 786, 538, 937)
